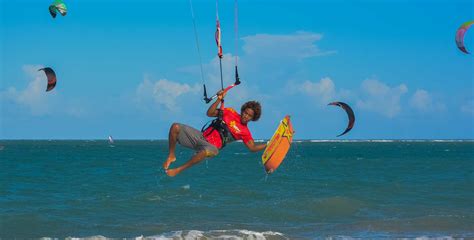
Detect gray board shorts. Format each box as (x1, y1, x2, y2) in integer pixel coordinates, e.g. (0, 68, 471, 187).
(177, 123, 219, 156)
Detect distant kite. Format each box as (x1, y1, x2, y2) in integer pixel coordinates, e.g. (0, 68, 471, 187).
(328, 101, 355, 137)
(38, 67, 57, 92)
(455, 20, 474, 54)
(49, 0, 67, 18)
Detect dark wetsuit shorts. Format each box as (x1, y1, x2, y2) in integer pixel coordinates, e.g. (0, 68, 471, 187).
(177, 123, 219, 156)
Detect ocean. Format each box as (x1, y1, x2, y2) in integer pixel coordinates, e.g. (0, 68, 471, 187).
(0, 140, 473, 239)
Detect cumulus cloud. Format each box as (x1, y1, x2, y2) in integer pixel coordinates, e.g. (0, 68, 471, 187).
(410, 90, 431, 110)
(178, 53, 238, 88)
(180, 31, 337, 104)
(0, 64, 88, 117)
(177, 53, 258, 107)
(135, 76, 200, 111)
(294, 77, 442, 118)
(296, 77, 336, 105)
(0, 65, 54, 115)
(242, 31, 335, 60)
(356, 78, 408, 118)
(410, 89, 445, 112)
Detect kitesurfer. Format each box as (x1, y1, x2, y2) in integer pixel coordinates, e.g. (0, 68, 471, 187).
(162, 90, 266, 177)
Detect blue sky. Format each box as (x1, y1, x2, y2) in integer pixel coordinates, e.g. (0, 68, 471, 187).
(1, 0, 473, 140)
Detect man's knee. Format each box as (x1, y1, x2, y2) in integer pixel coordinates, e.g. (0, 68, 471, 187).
(204, 149, 218, 157)
(171, 123, 180, 133)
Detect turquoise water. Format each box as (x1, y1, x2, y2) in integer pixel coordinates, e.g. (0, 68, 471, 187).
(0, 140, 473, 239)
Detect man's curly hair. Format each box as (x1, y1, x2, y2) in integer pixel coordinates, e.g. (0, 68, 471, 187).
(241, 101, 262, 121)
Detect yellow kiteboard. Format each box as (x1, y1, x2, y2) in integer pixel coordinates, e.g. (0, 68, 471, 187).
(262, 115, 294, 173)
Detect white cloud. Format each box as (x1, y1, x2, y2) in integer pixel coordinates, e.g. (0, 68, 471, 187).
(0, 65, 54, 115)
(179, 53, 239, 86)
(206, 54, 239, 87)
(294, 77, 359, 109)
(177, 53, 258, 108)
(180, 32, 337, 105)
(410, 89, 445, 112)
(242, 31, 335, 60)
(410, 89, 431, 110)
(293, 77, 446, 118)
(135, 76, 200, 111)
(357, 78, 408, 118)
(297, 77, 336, 105)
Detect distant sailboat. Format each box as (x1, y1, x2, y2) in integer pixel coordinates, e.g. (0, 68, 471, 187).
(108, 135, 114, 144)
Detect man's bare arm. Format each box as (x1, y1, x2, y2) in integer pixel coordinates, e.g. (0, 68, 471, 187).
(206, 90, 226, 117)
(244, 140, 266, 152)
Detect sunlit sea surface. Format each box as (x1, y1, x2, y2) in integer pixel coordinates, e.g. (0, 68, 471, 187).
(1, 140, 473, 239)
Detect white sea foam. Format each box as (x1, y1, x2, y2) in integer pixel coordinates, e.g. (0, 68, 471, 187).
(134, 230, 286, 240)
(51, 233, 463, 240)
(328, 235, 458, 240)
(64, 236, 107, 240)
(147, 195, 162, 201)
(234, 152, 249, 155)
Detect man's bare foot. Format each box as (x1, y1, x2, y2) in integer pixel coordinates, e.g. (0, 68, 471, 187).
(165, 168, 180, 177)
(163, 156, 176, 169)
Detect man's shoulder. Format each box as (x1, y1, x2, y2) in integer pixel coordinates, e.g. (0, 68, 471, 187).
(225, 107, 238, 114)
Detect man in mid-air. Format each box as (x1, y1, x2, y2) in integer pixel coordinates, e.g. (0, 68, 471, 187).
(163, 90, 266, 177)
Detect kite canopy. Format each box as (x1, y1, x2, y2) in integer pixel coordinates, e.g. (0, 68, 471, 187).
(49, 0, 67, 18)
(455, 20, 474, 54)
(328, 101, 355, 137)
(38, 67, 57, 92)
